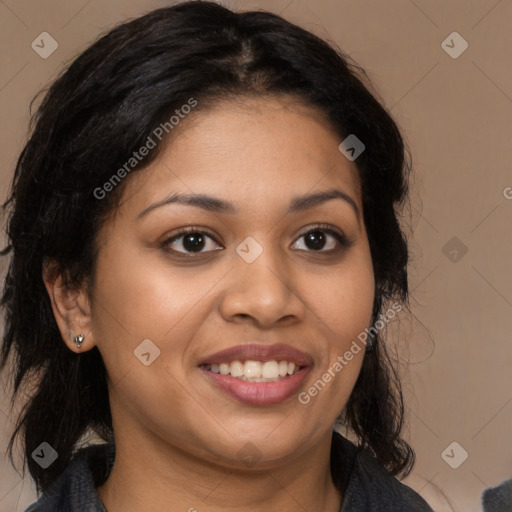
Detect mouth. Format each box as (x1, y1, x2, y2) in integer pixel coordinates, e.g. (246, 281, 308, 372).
(198, 343, 312, 405)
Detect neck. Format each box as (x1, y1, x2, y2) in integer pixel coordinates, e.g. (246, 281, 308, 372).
(97, 430, 342, 512)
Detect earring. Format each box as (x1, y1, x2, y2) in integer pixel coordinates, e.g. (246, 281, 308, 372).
(73, 334, 84, 349)
(365, 332, 375, 353)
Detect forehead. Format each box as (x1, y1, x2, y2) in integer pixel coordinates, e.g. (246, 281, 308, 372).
(117, 95, 362, 218)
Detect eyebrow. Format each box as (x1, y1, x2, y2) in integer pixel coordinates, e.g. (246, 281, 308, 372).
(136, 188, 360, 221)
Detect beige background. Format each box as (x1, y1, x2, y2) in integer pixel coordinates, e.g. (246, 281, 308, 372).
(1, 1, 511, 511)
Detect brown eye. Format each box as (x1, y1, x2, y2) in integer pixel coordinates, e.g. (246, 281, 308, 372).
(162, 228, 222, 257)
(292, 225, 351, 253)
(161, 223, 351, 259)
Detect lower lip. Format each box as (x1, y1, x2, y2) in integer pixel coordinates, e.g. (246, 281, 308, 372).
(200, 367, 310, 406)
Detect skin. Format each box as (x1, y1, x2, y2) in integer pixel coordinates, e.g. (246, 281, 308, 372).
(44, 95, 375, 512)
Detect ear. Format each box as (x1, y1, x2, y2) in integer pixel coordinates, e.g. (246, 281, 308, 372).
(42, 258, 95, 353)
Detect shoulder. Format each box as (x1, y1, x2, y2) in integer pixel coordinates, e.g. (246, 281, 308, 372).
(24, 440, 114, 512)
(482, 478, 512, 512)
(333, 433, 434, 512)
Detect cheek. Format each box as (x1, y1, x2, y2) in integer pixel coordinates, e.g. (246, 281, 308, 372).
(302, 247, 374, 407)
(89, 241, 214, 387)
(311, 252, 375, 349)
(91, 241, 204, 339)
(90, 246, 212, 431)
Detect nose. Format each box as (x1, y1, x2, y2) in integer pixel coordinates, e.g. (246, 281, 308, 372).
(219, 244, 306, 329)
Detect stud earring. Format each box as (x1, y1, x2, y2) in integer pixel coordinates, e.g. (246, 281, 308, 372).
(73, 334, 84, 349)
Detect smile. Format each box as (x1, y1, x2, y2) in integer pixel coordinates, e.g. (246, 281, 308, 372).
(198, 343, 312, 405)
(201, 360, 300, 382)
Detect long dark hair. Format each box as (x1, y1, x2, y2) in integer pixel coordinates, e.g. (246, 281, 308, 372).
(0, 0, 413, 494)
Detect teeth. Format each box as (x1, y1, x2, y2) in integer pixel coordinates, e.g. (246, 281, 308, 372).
(204, 359, 300, 381)
(244, 360, 261, 378)
(230, 360, 244, 378)
(261, 361, 279, 379)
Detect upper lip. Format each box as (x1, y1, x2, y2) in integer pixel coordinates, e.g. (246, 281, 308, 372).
(199, 343, 313, 367)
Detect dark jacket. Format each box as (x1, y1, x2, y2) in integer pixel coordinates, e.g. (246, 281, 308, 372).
(24, 432, 433, 511)
(482, 478, 512, 512)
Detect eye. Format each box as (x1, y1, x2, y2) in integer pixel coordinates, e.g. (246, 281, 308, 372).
(291, 224, 351, 253)
(162, 227, 222, 258)
(161, 223, 351, 259)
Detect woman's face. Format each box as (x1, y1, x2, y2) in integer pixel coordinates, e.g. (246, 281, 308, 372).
(88, 96, 375, 468)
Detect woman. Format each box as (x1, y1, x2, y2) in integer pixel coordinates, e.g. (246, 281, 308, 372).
(0, 2, 433, 510)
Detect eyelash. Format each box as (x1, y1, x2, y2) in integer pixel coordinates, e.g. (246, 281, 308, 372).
(161, 223, 352, 259)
